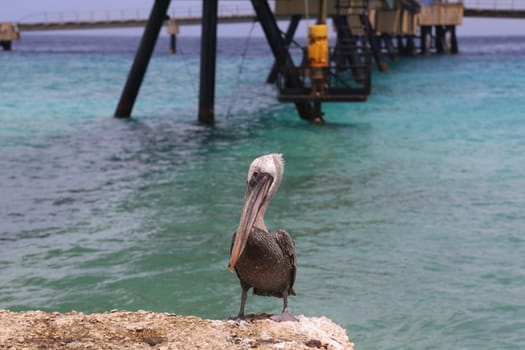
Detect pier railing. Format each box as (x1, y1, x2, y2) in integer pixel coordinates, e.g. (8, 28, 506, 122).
(463, 0, 525, 10)
(462, 0, 525, 17)
(13, 0, 525, 32)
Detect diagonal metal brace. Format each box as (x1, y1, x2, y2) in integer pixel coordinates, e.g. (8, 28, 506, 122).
(251, 0, 319, 122)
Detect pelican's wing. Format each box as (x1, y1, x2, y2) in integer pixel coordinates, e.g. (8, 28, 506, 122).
(276, 229, 297, 294)
(229, 231, 242, 279)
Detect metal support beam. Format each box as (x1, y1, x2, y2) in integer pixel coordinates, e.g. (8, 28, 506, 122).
(396, 35, 405, 54)
(332, 14, 367, 83)
(447, 25, 459, 54)
(251, 0, 318, 122)
(382, 33, 398, 60)
(435, 25, 446, 53)
(1, 40, 12, 51)
(420, 26, 432, 55)
(406, 35, 416, 56)
(198, 0, 219, 124)
(169, 34, 177, 54)
(114, 0, 170, 118)
(359, 14, 388, 72)
(266, 15, 301, 84)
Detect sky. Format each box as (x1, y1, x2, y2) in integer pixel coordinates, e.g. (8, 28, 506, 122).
(1, 0, 525, 37)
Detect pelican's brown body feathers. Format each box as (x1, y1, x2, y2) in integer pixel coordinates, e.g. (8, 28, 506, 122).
(231, 227, 296, 298)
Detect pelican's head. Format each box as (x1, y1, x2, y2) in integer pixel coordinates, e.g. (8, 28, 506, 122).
(228, 153, 284, 271)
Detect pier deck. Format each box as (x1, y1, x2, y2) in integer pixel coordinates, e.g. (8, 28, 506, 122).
(10, 0, 525, 33)
(464, 8, 525, 18)
(17, 15, 261, 32)
(14, 4, 260, 32)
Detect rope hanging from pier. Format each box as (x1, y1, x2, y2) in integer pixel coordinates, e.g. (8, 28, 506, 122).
(225, 20, 257, 119)
(177, 39, 198, 96)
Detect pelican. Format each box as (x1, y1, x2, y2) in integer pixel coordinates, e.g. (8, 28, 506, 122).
(228, 153, 297, 322)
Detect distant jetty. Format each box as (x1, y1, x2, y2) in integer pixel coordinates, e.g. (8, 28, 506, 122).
(0, 309, 354, 349)
(5, 0, 521, 123)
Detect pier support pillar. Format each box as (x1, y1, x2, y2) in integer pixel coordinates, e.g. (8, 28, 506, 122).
(114, 0, 170, 118)
(397, 35, 416, 56)
(406, 35, 416, 56)
(382, 33, 397, 60)
(198, 0, 218, 124)
(396, 35, 405, 55)
(420, 26, 432, 55)
(1, 40, 12, 51)
(447, 25, 459, 54)
(169, 34, 177, 54)
(435, 25, 446, 54)
(266, 15, 301, 84)
(167, 18, 179, 55)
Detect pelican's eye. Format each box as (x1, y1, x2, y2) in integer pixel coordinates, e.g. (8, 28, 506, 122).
(249, 171, 260, 188)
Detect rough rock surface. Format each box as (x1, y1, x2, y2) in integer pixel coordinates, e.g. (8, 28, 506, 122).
(0, 309, 354, 349)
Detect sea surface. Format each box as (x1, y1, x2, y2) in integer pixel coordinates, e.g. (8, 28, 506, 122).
(1, 33, 525, 349)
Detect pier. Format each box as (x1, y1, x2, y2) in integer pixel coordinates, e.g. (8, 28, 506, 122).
(4, 0, 525, 33)
(2, 0, 524, 123)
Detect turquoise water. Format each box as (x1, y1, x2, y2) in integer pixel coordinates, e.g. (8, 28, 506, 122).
(1, 34, 525, 349)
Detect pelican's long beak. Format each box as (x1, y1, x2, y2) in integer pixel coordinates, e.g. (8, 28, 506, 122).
(228, 173, 273, 271)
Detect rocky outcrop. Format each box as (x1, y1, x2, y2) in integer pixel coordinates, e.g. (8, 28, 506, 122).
(0, 310, 354, 349)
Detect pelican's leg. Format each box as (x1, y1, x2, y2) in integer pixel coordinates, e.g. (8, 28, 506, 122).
(282, 291, 289, 313)
(228, 284, 250, 320)
(238, 287, 248, 317)
(270, 290, 298, 322)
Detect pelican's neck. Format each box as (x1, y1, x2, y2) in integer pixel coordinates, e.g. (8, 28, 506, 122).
(254, 191, 273, 233)
(254, 209, 267, 232)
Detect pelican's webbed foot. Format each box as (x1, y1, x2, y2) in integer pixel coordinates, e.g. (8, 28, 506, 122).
(270, 292, 297, 322)
(227, 313, 254, 321)
(227, 315, 244, 321)
(270, 312, 298, 322)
